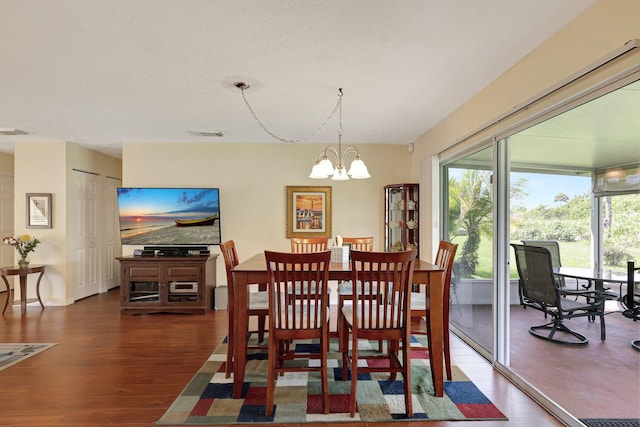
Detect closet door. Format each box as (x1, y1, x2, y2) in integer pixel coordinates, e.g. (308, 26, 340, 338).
(72, 170, 99, 300)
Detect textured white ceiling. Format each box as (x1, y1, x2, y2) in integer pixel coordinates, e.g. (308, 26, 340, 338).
(0, 0, 598, 158)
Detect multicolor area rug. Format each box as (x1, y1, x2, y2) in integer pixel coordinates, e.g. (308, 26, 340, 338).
(158, 336, 506, 424)
(0, 343, 56, 371)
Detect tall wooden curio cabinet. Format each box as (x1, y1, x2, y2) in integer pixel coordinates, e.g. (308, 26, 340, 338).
(385, 183, 419, 257)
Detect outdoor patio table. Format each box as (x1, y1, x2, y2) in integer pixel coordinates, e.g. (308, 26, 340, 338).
(554, 267, 638, 294)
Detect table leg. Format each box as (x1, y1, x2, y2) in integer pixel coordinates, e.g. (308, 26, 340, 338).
(1, 276, 11, 314)
(19, 274, 27, 315)
(36, 271, 45, 309)
(232, 271, 249, 399)
(427, 270, 444, 397)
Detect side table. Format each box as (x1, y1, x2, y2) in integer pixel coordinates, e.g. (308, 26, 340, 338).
(1, 265, 46, 315)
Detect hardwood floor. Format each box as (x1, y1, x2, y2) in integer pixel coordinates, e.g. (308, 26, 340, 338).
(0, 289, 574, 427)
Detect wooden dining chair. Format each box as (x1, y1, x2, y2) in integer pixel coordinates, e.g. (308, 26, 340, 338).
(220, 240, 269, 378)
(341, 236, 374, 251)
(409, 240, 458, 380)
(339, 249, 417, 417)
(336, 237, 374, 348)
(290, 237, 329, 253)
(264, 250, 331, 416)
(288, 237, 330, 302)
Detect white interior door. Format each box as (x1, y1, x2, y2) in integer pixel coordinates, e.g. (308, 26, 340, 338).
(72, 170, 99, 300)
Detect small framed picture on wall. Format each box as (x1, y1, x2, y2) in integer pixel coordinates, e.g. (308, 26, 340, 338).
(26, 193, 52, 229)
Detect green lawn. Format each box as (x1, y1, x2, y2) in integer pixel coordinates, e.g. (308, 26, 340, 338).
(451, 237, 628, 279)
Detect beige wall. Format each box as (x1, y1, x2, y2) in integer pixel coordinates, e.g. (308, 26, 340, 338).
(412, 0, 640, 258)
(11, 141, 121, 305)
(14, 141, 66, 304)
(0, 152, 13, 172)
(122, 142, 413, 286)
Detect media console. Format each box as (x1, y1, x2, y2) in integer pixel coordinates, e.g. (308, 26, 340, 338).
(116, 254, 217, 315)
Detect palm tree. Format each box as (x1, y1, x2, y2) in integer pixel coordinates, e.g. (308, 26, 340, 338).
(449, 170, 526, 277)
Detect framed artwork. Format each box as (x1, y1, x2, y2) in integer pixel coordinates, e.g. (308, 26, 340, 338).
(286, 186, 332, 238)
(26, 193, 52, 229)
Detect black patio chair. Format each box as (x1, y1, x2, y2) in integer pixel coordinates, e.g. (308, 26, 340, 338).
(621, 260, 640, 351)
(511, 244, 606, 345)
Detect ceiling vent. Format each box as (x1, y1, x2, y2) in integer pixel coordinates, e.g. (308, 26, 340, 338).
(0, 128, 29, 136)
(189, 130, 225, 137)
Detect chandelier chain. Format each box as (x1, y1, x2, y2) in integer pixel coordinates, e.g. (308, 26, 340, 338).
(239, 86, 343, 144)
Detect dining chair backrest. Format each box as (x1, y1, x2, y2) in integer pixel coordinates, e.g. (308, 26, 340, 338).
(349, 249, 417, 331)
(290, 237, 329, 253)
(265, 250, 331, 331)
(435, 240, 457, 288)
(220, 240, 239, 281)
(342, 237, 373, 251)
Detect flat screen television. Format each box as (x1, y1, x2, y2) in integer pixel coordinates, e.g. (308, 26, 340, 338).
(117, 187, 221, 246)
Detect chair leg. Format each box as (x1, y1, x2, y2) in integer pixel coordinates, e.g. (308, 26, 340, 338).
(321, 329, 329, 414)
(337, 296, 344, 351)
(257, 314, 266, 343)
(442, 306, 452, 381)
(341, 316, 350, 382)
(403, 334, 413, 417)
(349, 333, 358, 417)
(225, 305, 234, 378)
(444, 330, 452, 381)
(388, 339, 398, 381)
(266, 335, 277, 417)
(258, 282, 267, 343)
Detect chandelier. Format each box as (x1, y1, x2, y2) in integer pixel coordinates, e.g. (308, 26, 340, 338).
(235, 83, 370, 180)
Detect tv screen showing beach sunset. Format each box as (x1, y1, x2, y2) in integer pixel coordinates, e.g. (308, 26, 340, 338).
(117, 188, 221, 245)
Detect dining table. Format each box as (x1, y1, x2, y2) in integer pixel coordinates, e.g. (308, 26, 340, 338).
(231, 252, 446, 399)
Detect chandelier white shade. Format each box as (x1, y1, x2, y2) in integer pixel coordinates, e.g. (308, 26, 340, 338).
(235, 82, 370, 181)
(309, 146, 371, 180)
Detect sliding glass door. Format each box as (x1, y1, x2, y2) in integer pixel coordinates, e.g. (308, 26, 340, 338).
(444, 145, 494, 354)
(440, 74, 640, 422)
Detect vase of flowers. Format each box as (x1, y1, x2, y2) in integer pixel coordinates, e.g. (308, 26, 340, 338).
(3, 235, 41, 268)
